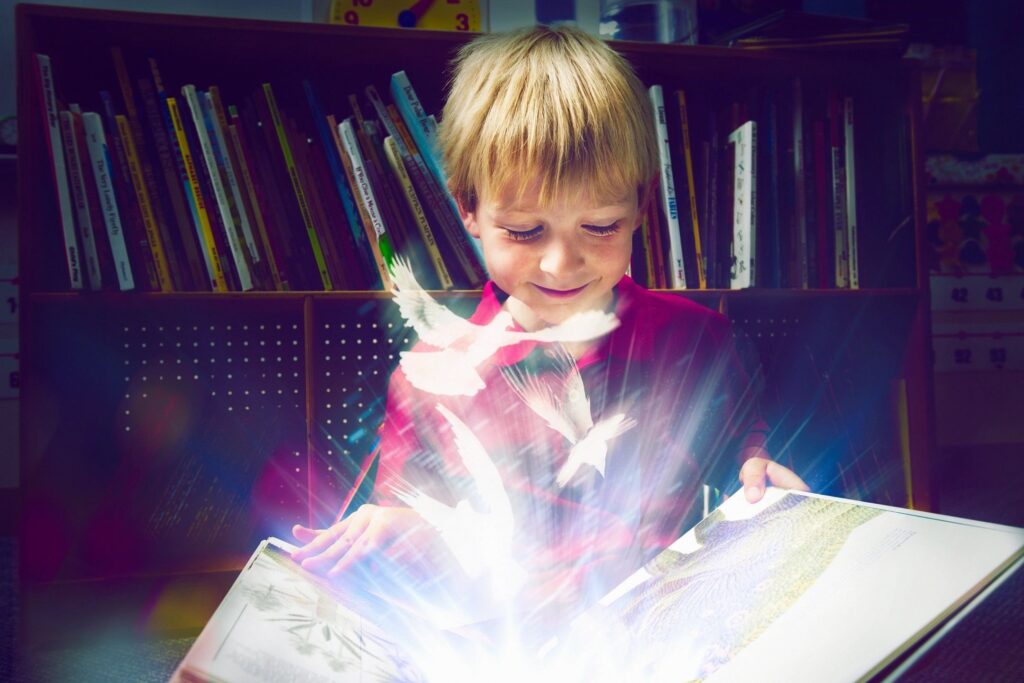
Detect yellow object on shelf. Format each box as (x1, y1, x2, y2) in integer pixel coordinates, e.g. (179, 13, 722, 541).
(329, 0, 482, 32)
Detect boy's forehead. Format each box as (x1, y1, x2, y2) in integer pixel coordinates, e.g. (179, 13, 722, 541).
(488, 177, 635, 212)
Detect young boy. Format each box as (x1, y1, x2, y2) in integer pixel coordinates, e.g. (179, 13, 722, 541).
(293, 24, 807, 620)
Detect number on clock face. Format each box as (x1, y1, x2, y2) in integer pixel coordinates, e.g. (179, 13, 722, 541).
(331, 0, 481, 32)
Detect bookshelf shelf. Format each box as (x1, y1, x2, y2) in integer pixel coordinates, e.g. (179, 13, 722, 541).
(16, 3, 936, 649)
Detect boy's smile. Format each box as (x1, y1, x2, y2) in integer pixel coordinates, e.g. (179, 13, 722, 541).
(459, 181, 643, 331)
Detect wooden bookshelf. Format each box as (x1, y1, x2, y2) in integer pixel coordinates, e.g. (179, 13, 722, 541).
(16, 4, 935, 649)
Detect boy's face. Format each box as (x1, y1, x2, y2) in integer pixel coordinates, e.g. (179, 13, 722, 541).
(460, 180, 641, 329)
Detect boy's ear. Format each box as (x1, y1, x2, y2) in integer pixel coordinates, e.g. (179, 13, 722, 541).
(454, 190, 480, 238)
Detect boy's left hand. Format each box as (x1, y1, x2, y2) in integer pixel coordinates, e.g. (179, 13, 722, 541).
(739, 451, 809, 503)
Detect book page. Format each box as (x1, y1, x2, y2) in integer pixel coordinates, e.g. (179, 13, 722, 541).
(562, 489, 1024, 683)
(171, 539, 425, 683)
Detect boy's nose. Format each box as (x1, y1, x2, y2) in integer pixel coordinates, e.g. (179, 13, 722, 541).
(539, 238, 584, 278)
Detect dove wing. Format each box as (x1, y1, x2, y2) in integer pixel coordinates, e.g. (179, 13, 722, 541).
(591, 413, 638, 442)
(501, 362, 581, 444)
(391, 256, 474, 348)
(400, 349, 486, 396)
(392, 488, 455, 531)
(549, 343, 595, 436)
(435, 404, 514, 527)
(509, 310, 620, 344)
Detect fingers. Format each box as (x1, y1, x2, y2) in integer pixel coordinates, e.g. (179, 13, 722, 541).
(739, 456, 811, 503)
(765, 460, 810, 492)
(300, 509, 373, 574)
(739, 456, 769, 503)
(290, 524, 323, 545)
(291, 504, 374, 563)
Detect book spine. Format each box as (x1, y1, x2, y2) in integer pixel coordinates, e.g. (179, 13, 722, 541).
(59, 111, 102, 290)
(112, 47, 185, 291)
(364, 86, 484, 288)
(138, 76, 206, 291)
(183, 85, 253, 291)
(208, 87, 264, 284)
(226, 112, 285, 291)
(647, 182, 668, 289)
(706, 111, 720, 287)
(263, 83, 332, 290)
(792, 78, 810, 289)
(676, 90, 706, 289)
(828, 92, 849, 289)
(812, 120, 830, 289)
(390, 71, 487, 269)
(35, 54, 83, 289)
(116, 114, 174, 291)
(304, 81, 379, 289)
(649, 85, 687, 289)
(383, 135, 453, 289)
(167, 95, 228, 292)
(843, 96, 859, 290)
(70, 108, 118, 289)
(728, 120, 756, 289)
(329, 116, 387, 289)
(338, 117, 393, 289)
(247, 94, 309, 290)
(99, 89, 160, 292)
(640, 213, 656, 288)
(355, 113, 413, 256)
(286, 117, 347, 290)
(82, 111, 135, 291)
(306, 124, 366, 290)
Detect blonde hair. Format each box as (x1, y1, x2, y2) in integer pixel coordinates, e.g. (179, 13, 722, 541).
(438, 24, 658, 211)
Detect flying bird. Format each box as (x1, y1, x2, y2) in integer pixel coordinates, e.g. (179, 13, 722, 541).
(390, 257, 620, 396)
(503, 344, 637, 488)
(391, 403, 526, 600)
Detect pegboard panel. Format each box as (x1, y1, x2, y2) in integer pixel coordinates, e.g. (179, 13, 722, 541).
(307, 295, 479, 526)
(723, 295, 920, 506)
(21, 297, 308, 582)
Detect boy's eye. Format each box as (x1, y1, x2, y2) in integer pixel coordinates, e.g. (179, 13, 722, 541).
(502, 226, 543, 241)
(584, 222, 621, 236)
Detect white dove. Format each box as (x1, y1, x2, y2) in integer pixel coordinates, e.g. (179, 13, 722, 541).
(390, 256, 620, 396)
(503, 344, 637, 488)
(391, 403, 526, 600)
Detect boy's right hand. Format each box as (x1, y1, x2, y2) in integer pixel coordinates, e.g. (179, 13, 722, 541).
(291, 504, 440, 581)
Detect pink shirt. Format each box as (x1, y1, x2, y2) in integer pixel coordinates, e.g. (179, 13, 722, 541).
(373, 275, 767, 607)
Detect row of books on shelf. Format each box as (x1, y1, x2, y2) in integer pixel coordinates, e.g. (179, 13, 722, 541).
(632, 80, 868, 291)
(34, 49, 485, 294)
(35, 49, 868, 294)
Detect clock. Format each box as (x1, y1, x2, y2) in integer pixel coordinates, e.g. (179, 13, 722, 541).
(329, 0, 484, 32)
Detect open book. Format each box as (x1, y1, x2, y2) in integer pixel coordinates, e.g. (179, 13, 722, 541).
(170, 489, 1024, 682)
